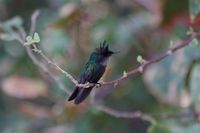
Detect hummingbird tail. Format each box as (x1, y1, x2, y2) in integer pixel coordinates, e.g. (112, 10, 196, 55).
(74, 87, 93, 104)
(68, 88, 79, 101)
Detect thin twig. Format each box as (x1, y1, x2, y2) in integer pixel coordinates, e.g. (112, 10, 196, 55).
(94, 103, 198, 121)
(28, 11, 72, 95)
(11, 29, 71, 95)
(31, 32, 198, 89)
(95, 104, 154, 122)
(7, 10, 72, 95)
(9, 10, 198, 90)
(27, 46, 72, 95)
(99, 33, 198, 87)
(4, 9, 200, 93)
(10, 21, 199, 91)
(92, 89, 197, 121)
(29, 10, 40, 36)
(32, 45, 79, 85)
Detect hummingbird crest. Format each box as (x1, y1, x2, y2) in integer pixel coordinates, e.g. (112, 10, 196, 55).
(96, 40, 114, 57)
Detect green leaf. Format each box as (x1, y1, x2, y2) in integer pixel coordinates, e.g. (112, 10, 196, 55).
(191, 38, 199, 46)
(189, 0, 200, 21)
(24, 36, 33, 45)
(33, 32, 40, 43)
(26, 36, 32, 42)
(24, 33, 40, 45)
(123, 70, 127, 77)
(190, 64, 200, 107)
(137, 55, 144, 64)
(186, 27, 194, 36)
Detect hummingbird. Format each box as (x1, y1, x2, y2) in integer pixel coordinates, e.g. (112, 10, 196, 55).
(68, 41, 117, 104)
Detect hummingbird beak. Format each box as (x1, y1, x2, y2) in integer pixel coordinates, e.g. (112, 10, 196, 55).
(112, 51, 120, 54)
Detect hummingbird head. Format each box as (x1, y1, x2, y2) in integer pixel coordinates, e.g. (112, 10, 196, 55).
(96, 40, 117, 57)
(90, 40, 118, 65)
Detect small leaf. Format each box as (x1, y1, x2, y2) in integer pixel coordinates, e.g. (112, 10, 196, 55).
(33, 32, 40, 43)
(137, 55, 144, 64)
(191, 38, 199, 45)
(186, 27, 194, 36)
(24, 36, 33, 45)
(123, 71, 127, 77)
(24, 33, 40, 45)
(26, 36, 33, 42)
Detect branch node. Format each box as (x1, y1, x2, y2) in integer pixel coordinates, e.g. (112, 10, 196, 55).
(123, 71, 128, 78)
(138, 66, 143, 73)
(95, 83, 101, 88)
(166, 50, 172, 55)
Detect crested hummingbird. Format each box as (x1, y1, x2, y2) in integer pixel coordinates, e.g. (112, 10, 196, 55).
(68, 41, 117, 104)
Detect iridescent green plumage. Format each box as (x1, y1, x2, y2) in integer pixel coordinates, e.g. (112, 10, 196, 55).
(68, 41, 116, 104)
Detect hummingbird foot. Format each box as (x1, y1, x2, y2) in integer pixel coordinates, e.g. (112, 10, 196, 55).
(95, 82, 103, 88)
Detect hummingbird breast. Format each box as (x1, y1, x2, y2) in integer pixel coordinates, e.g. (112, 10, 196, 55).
(100, 58, 109, 67)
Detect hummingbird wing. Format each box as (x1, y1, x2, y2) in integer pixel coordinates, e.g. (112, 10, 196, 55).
(68, 62, 105, 104)
(75, 63, 105, 104)
(68, 63, 93, 101)
(68, 63, 94, 102)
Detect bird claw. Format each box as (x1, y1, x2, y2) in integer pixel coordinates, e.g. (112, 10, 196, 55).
(95, 82, 102, 88)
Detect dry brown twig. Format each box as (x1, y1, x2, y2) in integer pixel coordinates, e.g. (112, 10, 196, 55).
(2, 10, 200, 121)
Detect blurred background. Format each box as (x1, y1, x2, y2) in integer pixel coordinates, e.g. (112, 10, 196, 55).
(1, 0, 200, 133)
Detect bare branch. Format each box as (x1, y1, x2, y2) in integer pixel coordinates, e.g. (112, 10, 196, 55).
(31, 44, 79, 85)
(8, 19, 200, 91)
(95, 104, 154, 121)
(92, 89, 197, 121)
(89, 33, 200, 121)
(27, 10, 71, 95)
(30, 10, 40, 36)
(6, 11, 72, 95)
(26, 45, 72, 95)
(11, 9, 198, 91)
(94, 103, 198, 121)
(99, 33, 198, 87)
